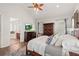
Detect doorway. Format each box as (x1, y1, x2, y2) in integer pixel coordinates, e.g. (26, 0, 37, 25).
(10, 17, 20, 44)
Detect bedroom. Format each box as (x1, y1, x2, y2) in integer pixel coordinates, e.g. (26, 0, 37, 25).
(26, 3, 79, 56)
(0, 3, 79, 56)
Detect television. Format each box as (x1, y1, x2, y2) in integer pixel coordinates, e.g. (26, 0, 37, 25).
(25, 24, 32, 31)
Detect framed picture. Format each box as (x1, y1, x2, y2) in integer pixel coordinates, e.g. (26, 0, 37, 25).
(25, 24, 32, 31)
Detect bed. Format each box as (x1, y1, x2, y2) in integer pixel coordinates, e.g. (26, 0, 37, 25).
(27, 34, 79, 56)
(27, 36, 49, 56)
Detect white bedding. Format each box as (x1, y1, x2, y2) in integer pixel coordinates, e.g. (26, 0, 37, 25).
(27, 34, 79, 56)
(27, 36, 49, 55)
(62, 36, 79, 55)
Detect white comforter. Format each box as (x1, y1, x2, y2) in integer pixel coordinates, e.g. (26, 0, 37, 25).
(27, 34, 79, 56)
(27, 36, 49, 55)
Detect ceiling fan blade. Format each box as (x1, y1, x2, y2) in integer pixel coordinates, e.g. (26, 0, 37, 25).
(33, 3, 38, 8)
(40, 4, 44, 7)
(38, 7, 43, 10)
(28, 3, 44, 11)
(28, 6, 34, 8)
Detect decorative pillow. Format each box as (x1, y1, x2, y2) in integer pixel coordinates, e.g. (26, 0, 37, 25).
(50, 33, 61, 45)
(46, 36, 53, 45)
(55, 34, 78, 47)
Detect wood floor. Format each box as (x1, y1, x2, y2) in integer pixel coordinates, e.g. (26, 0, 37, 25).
(0, 39, 26, 56)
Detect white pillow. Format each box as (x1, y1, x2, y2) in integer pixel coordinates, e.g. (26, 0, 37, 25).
(50, 34, 61, 45)
(55, 34, 78, 47)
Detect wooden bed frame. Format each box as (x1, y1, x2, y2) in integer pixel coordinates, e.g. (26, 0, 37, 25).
(69, 52, 79, 56)
(26, 50, 41, 56)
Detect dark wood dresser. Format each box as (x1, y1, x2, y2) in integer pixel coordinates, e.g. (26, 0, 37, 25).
(24, 32, 36, 42)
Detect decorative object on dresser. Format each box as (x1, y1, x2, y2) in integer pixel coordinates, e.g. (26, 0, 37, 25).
(24, 32, 36, 42)
(43, 23, 54, 36)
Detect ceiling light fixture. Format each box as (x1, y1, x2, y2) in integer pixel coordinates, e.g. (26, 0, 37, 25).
(56, 4, 60, 8)
(28, 3, 44, 12)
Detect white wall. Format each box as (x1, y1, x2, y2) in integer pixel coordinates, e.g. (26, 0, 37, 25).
(0, 15, 1, 47)
(1, 15, 10, 48)
(36, 16, 72, 35)
(0, 4, 35, 48)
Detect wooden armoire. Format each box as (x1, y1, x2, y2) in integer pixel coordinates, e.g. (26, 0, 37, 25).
(43, 23, 54, 36)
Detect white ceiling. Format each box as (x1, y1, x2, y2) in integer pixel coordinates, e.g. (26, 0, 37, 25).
(0, 3, 77, 20)
(25, 3, 77, 20)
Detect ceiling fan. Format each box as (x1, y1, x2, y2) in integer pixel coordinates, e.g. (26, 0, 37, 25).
(28, 3, 44, 11)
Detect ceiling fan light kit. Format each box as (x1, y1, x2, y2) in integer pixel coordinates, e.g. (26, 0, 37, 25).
(28, 3, 44, 11)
